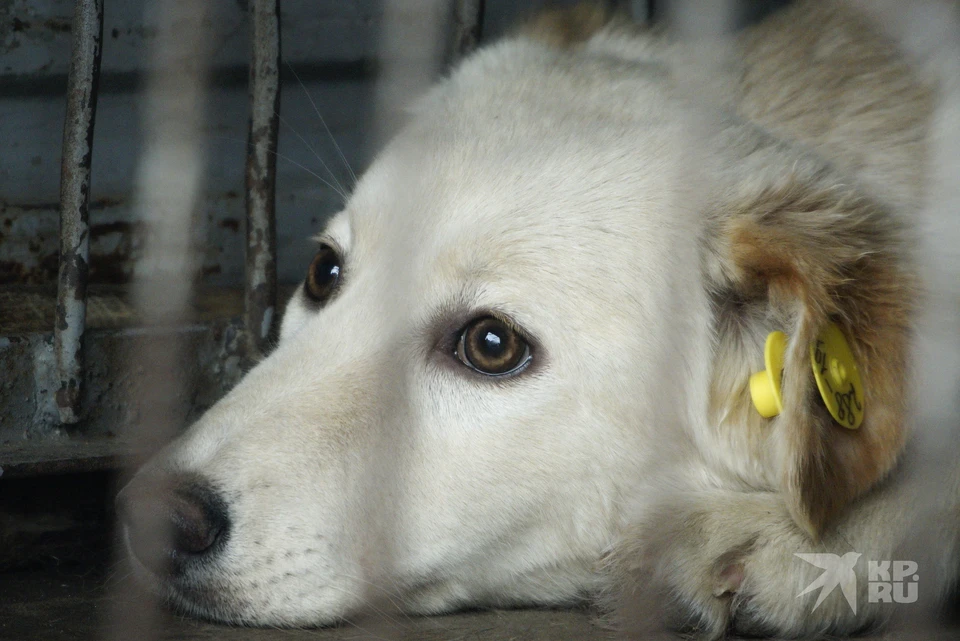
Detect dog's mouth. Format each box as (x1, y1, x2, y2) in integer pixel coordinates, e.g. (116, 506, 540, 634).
(119, 524, 251, 623)
(115, 474, 262, 623)
(120, 514, 368, 627)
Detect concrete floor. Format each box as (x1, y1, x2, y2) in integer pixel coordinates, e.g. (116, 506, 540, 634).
(0, 472, 605, 641)
(0, 565, 608, 641)
(4, 563, 960, 641)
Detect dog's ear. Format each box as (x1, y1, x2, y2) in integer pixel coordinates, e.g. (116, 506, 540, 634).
(704, 144, 917, 538)
(519, 2, 624, 50)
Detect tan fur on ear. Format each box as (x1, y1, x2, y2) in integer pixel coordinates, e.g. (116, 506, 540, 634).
(706, 173, 917, 538)
(519, 3, 621, 50)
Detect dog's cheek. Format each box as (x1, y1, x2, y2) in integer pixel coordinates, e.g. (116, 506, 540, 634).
(277, 290, 312, 342)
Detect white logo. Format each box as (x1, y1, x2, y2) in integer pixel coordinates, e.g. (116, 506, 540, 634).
(795, 553, 919, 613)
(796, 552, 861, 614)
(867, 560, 919, 605)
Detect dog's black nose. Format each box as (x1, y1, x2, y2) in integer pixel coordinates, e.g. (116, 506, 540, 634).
(117, 475, 229, 577)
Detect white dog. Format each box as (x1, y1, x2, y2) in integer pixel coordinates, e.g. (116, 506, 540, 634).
(119, 1, 960, 637)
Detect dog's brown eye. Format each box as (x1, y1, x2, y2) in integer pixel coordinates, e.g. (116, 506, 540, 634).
(304, 244, 342, 304)
(456, 317, 531, 376)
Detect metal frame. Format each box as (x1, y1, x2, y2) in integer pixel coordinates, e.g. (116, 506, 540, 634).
(452, 0, 485, 60)
(2, 0, 487, 474)
(54, 0, 103, 424)
(245, 0, 281, 359)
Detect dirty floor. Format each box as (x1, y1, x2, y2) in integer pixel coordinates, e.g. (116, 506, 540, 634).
(3, 563, 960, 641)
(0, 561, 608, 641)
(1, 474, 957, 641)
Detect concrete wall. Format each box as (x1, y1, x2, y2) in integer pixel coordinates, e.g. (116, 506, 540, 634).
(0, 0, 584, 290)
(0, 0, 794, 291)
(1, 0, 381, 288)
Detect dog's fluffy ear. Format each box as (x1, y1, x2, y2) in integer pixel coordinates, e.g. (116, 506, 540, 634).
(519, 2, 624, 50)
(704, 144, 917, 538)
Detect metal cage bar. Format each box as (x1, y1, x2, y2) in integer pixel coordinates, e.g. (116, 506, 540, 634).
(452, 0, 485, 60)
(54, 0, 104, 424)
(244, 0, 281, 358)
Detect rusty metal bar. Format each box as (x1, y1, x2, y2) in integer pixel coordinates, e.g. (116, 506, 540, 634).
(451, 0, 485, 60)
(244, 0, 281, 358)
(55, 0, 104, 424)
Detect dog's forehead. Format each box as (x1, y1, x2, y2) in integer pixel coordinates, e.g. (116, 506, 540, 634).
(345, 41, 695, 283)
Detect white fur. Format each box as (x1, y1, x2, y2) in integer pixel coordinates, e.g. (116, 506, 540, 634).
(128, 2, 960, 635)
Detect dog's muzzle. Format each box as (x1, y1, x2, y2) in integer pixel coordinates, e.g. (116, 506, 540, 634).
(116, 474, 230, 579)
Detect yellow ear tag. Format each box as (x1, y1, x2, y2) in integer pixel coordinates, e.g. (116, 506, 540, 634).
(809, 323, 864, 429)
(749, 331, 787, 418)
(749, 324, 865, 429)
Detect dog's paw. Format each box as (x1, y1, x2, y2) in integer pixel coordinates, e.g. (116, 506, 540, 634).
(605, 492, 762, 640)
(606, 489, 881, 639)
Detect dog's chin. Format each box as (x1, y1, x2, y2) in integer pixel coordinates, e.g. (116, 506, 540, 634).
(120, 528, 252, 626)
(121, 528, 360, 628)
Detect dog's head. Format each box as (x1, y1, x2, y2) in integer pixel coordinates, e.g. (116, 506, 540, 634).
(118, 25, 916, 626)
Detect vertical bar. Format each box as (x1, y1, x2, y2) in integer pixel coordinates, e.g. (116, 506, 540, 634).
(375, 0, 448, 144)
(451, 0, 485, 61)
(103, 0, 213, 636)
(55, 0, 103, 424)
(245, 0, 281, 358)
(634, 0, 657, 24)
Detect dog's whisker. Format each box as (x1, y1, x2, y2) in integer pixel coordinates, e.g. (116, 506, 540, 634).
(335, 569, 411, 606)
(277, 112, 350, 200)
(207, 132, 348, 201)
(332, 611, 403, 641)
(326, 582, 414, 630)
(286, 61, 358, 187)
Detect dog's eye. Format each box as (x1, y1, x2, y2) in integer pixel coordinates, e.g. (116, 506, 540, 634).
(304, 244, 342, 304)
(456, 317, 531, 377)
